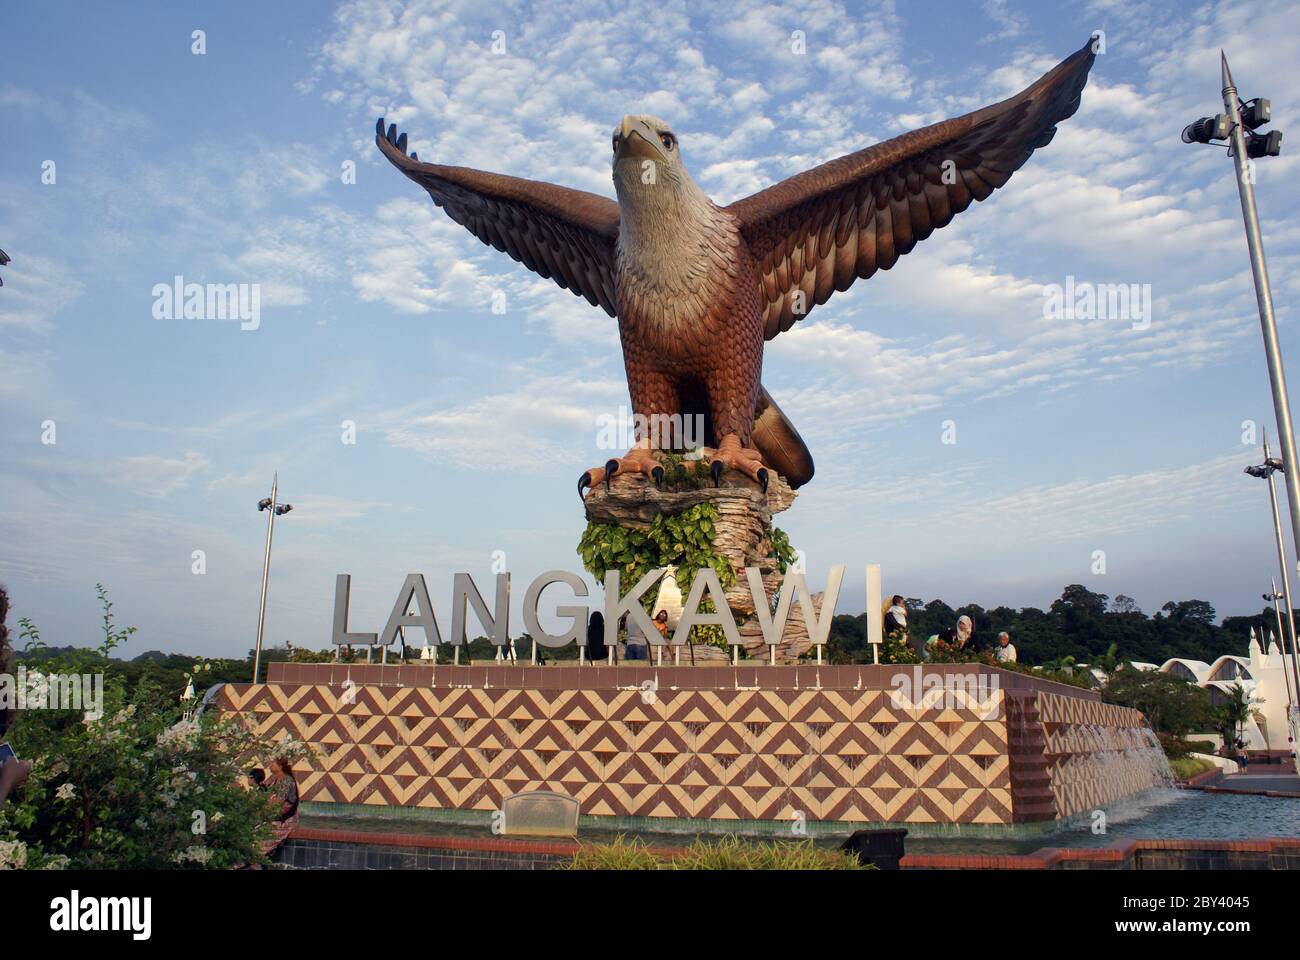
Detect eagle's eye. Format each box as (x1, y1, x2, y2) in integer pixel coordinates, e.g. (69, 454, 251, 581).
(660, 133, 675, 150)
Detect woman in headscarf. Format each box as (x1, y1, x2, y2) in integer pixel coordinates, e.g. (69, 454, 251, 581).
(585, 610, 607, 664)
(955, 615, 975, 654)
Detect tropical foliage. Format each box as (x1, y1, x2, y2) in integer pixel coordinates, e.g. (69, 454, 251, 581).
(1, 587, 307, 869)
(1101, 666, 1215, 736)
(1212, 682, 1264, 748)
(767, 527, 798, 574)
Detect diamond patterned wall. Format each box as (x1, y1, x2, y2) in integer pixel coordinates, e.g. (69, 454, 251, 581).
(213, 664, 1157, 826)
(1034, 691, 1164, 818)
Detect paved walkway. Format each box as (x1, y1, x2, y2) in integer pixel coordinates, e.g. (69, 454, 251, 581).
(1197, 763, 1300, 796)
(1221, 773, 1300, 794)
(1240, 760, 1297, 775)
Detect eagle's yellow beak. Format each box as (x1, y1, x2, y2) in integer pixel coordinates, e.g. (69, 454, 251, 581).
(614, 116, 665, 162)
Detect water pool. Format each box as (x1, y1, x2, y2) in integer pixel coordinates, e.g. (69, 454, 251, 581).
(301, 789, 1300, 858)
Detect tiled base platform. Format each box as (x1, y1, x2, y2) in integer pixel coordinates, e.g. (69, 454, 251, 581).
(216, 662, 1161, 827)
(295, 799, 1065, 839)
(275, 826, 1300, 870)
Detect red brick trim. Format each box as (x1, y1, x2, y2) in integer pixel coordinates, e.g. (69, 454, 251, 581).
(1183, 767, 1223, 788)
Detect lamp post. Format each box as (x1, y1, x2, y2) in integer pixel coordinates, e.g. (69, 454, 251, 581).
(252, 473, 293, 683)
(1185, 55, 1296, 563)
(1245, 437, 1300, 701)
(1264, 584, 1296, 714)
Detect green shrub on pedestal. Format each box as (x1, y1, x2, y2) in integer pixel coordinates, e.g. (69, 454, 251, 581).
(767, 526, 797, 574)
(653, 452, 712, 489)
(578, 502, 734, 649)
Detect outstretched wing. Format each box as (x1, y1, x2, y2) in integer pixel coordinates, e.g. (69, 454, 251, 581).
(728, 40, 1097, 339)
(376, 120, 621, 317)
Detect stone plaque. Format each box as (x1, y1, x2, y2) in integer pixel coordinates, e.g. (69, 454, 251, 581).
(501, 790, 579, 837)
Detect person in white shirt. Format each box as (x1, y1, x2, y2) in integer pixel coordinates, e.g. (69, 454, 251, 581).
(883, 596, 908, 635)
(996, 631, 1017, 663)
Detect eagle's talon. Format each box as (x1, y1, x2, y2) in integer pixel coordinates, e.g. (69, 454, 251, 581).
(603, 458, 619, 490)
(651, 465, 664, 489)
(578, 471, 592, 501)
(710, 434, 771, 491)
(710, 460, 724, 487)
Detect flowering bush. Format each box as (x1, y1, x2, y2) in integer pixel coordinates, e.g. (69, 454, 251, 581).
(3, 676, 309, 869)
(1, 592, 310, 869)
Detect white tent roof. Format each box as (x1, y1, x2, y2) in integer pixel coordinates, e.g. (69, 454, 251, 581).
(1158, 658, 1212, 681)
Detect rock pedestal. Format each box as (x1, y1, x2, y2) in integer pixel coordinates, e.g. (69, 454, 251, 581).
(582, 452, 814, 663)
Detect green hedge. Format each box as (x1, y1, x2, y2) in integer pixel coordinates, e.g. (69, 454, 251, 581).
(1169, 756, 1216, 780)
(564, 834, 868, 870)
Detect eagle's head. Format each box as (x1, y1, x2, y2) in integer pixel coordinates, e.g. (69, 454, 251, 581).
(611, 115, 705, 206)
(610, 115, 717, 260)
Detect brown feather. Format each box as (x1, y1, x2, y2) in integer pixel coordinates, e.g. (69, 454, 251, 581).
(724, 39, 1097, 339)
(752, 386, 814, 487)
(375, 126, 621, 319)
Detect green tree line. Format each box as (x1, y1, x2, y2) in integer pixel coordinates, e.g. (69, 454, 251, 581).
(827, 583, 1281, 667)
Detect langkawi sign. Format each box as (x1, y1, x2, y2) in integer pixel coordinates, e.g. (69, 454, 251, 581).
(332, 564, 885, 657)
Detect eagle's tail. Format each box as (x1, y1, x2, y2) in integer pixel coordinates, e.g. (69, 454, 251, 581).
(752, 386, 814, 489)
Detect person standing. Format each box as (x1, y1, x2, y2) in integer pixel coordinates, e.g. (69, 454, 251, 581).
(260, 755, 299, 857)
(653, 610, 670, 641)
(955, 615, 976, 654)
(652, 609, 671, 663)
(624, 614, 649, 661)
(585, 611, 607, 663)
(883, 595, 908, 636)
(995, 632, 1017, 663)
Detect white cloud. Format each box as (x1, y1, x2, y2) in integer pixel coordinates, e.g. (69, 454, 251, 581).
(107, 452, 209, 498)
(376, 374, 628, 469)
(0, 253, 84, 332)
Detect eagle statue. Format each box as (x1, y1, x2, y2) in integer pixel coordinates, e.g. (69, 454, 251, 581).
(376, 39, 1097, 498)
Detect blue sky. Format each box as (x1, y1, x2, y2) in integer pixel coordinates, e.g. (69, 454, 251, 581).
(2, 0, 1300, 659)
